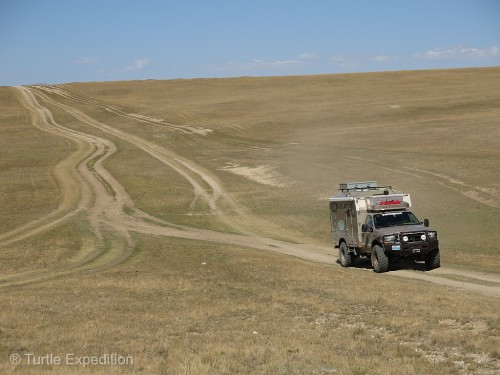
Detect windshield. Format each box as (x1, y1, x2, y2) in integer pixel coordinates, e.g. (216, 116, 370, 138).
(373, 212, 420, 228)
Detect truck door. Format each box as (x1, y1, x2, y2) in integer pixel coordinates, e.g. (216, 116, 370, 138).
(361, 214, 374, 251)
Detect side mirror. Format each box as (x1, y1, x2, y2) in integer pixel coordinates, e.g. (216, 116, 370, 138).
(362, 224, 373, 233)
(424, 219, 429, 227)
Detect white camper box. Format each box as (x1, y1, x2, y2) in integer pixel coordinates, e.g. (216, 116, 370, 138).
(328, 181, 412, 249)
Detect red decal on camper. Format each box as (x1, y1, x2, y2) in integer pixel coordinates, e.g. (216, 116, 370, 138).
(379, 200, 401, 206)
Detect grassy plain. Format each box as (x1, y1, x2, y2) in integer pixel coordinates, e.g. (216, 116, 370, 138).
(0, 67, 499, 374)
(2, 233, 499, 374)
(69, 68, 500, 270)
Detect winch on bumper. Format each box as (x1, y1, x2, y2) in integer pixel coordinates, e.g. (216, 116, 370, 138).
(382, 231, 439, 257)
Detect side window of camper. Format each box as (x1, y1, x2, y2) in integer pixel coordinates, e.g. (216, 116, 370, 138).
(330, 203, 337, 212)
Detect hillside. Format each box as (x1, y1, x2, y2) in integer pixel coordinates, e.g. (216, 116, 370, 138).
(69, 67, 500, 270)
(0, 67, 499, 374)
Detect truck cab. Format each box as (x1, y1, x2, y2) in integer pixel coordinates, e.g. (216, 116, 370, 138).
(361, 210, 439, 272)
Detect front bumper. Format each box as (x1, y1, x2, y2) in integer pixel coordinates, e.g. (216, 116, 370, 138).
(383, 239, 439, 257)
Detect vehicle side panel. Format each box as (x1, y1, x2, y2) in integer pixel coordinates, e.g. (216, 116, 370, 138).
(330, 199, 359, 248)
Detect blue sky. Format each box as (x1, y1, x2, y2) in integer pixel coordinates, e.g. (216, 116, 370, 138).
(1, 0, 499, 85)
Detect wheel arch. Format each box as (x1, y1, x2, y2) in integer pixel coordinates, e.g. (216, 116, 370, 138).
(337, 237, 347, 248)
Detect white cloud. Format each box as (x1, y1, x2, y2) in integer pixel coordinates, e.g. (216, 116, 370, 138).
(490, 46, 500, 56)
(416, 45, 500, 61)
(125, 59, 150, 71)
(75, 57, 99, 64)
(299, 52, 318, 60)
(224, 55, 312, 71)
(331, 54, 357, 68)
(270, 59, 302, 67)
(251, 58, 301, 67)
(211, 52, 324, 75)
(373, 55, 398, 63)
(332, 53, 398, 68)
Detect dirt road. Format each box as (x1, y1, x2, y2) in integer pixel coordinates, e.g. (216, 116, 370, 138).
(2, 85, 499, 297)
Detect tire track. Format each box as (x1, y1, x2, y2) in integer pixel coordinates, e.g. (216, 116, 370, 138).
(30, 86, 283, 237)
(2, 86, 499, 297)
(0, 87, 94, 245)
(32, 86, 246, 218)
(0, 87, 139, 287)
(1, 86, 259, 287)
(36, 85, 213, 135)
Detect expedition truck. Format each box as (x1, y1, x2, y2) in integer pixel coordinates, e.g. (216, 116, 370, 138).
(328, 181, 440, 273)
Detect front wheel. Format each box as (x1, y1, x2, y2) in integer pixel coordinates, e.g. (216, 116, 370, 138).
(371, 245, 389, 273)
(425, 248, 441, 270)
(339, 242, 353, 267)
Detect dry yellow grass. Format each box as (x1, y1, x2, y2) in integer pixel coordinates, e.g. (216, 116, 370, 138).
(0, 89, 72, 232)
(0, 67, 499, 374)
(67, 68, 500, 270)
(1, 233, 499, 374)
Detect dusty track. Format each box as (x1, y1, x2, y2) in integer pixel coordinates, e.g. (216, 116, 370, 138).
(1, 85, 499, 296)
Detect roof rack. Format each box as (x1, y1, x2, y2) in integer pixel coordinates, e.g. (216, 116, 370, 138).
(339, 181, 394, 192)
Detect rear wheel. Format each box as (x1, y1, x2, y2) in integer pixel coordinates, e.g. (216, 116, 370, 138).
(339, 242, 353, 267)
(425, 248, 441, 270)
(371, 245, 389, 273)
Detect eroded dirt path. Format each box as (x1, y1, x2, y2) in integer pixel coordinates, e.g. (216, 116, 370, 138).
(1, 85, 499, 297)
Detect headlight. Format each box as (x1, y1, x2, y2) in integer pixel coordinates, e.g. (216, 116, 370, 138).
(383, 235, 396, 243)
(421, 234, 427, 241)
(402, 235, 409, 242)
(428, 231, 437, 239)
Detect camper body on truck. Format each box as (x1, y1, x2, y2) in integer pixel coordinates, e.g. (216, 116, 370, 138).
(328, 181, 440, 273)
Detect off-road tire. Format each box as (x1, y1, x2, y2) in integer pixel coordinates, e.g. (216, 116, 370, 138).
(425, 248, 441, 270)
(371, 245, 389, 273)
(339, 241, 353, 267)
